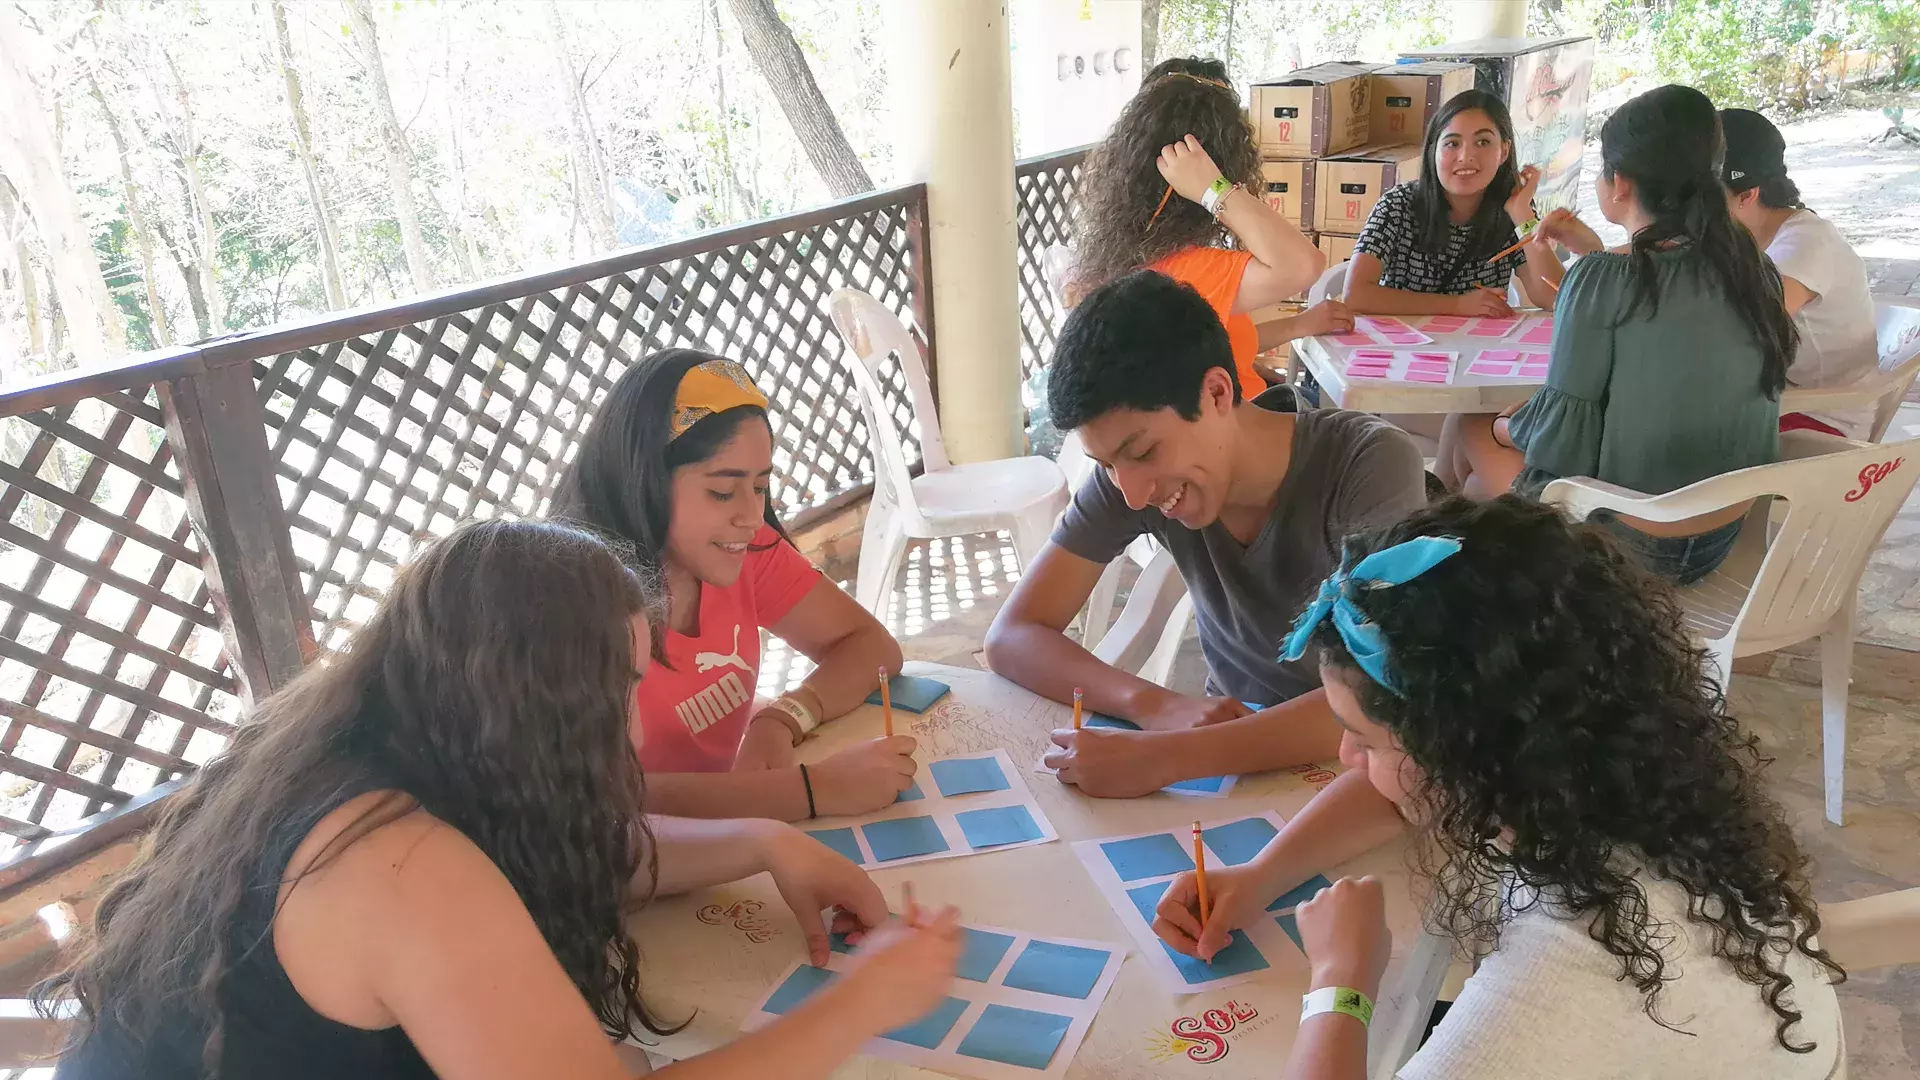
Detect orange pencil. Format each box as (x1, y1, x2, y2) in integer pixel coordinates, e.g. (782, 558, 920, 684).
(901, 881, 919, 927)
(1192, 821, 1211, 926)
(1072, 687, 1084, 730)
(1487, 230, 1534, 264)
(879, 668, 893, 737)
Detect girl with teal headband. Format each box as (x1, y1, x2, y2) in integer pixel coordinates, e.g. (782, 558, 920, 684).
(1151, 496, 1842, 1079)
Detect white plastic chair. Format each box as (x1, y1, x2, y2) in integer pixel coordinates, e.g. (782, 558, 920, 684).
(1307, 261, 1349, 304)
(1087, 546, 1193, 687)
(1542, 433, 1920, 824)
(1778, 295, 1920, 443)
(828, 289, 1070, 624)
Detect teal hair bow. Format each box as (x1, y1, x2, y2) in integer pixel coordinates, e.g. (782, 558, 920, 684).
(1280, 536, 1463, 695)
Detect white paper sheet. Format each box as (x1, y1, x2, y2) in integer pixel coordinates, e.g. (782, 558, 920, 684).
(742, 922, 1127, 1080)
(1071, 811, 1311, 995)
(801, 749, 1058, 871)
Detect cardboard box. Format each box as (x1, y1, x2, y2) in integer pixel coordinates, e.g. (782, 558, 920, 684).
(1258, 159, 1316, 232)
(1369, 61, 1477, 144)
(1317, 231, 1358, 265)
(1250, 62, 1375, 158)
(1314, 141, 1422, 235)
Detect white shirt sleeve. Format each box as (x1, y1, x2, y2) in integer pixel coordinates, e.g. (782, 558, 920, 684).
(1765, 211, 1838, 300)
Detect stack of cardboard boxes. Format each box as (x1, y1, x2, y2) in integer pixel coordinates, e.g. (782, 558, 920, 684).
(1249, 61, 1475, 288)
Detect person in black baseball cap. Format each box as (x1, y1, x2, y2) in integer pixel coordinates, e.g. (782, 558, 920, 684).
(1720, 107, 1880, 439)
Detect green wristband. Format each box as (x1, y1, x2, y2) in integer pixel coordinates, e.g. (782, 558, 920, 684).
(1301, 985, 1374, 1027)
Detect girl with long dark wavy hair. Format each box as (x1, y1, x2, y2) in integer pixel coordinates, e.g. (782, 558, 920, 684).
(1151, 497, 1843, 1080)
(1346, 89, 1563, 318)
(1070, 57, 1337, 398)
(1441, 85, 1793, 585)
(40, 520, 963, 1079)
(551, 349, 913, 822)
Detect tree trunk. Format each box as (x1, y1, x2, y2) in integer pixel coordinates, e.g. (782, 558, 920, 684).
(83, 67, 171, 347)
(345, 0, 435, 293)
(544, 0, 618, 253)
(159, 46, 225, 334)
(724, 0, 873, 198)
(0, 176, 45, 356)
(268, 0, 347, 309)
(152, 213, 209, 340)
(0, 8, 119, 365)
(706, 0, 759, 219)
(1141, 0, 1162, 71)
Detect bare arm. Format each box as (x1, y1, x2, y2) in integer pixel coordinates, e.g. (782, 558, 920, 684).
(1511, 236, 1565, 312)
(643, 768, 810, 822)
(982, 542, 1169, 721)
(1217, 187, 1325, 313)
(1256, 299, 1353, 352)
(1780, 274, 1815, 317)
(1249, 769, 1405, 898)
(1161, 690, 1343, 776)
(645, 815, 783, 896)
(767, 579, 902, 721)
(1344, 252, 1489, 316)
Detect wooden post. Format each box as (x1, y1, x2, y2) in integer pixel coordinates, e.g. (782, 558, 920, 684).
(905, 191, 940, 402)
(160, 362, 313, 706)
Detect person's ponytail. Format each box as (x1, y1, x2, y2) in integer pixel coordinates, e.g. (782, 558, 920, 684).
(1603, 86, 1796, 399)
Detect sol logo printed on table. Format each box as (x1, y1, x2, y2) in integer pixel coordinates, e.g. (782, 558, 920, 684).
(695, 899, 778, 944)
(1143, 999, 1265, 1064)
(1844, 458, 1906, 503)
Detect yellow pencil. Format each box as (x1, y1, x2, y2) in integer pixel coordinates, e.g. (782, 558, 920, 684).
(1072, 687, 1084, 730)
(879, 668, 893, 737)
(902, 880, 918, 927)
(1192, 821, 1211, 927)
(1488, 231, 1533, 264)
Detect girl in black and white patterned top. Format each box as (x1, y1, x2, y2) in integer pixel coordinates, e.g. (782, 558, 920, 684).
(1346, 90, 1565, 317)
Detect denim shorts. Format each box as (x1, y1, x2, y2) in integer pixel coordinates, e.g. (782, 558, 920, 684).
(1589, 510, 1743, 586)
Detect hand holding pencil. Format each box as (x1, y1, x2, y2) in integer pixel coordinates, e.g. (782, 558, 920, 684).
(1148, 861, 1268, 963)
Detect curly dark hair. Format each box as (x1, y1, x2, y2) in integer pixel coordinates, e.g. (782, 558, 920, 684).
(36, 520, 673, 1071)
(1070, 56, 1260, 296)
(1310, 496, 1843, 1052)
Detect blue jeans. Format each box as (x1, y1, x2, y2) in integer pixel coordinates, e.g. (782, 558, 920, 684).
(1590, 511, 1743, 585)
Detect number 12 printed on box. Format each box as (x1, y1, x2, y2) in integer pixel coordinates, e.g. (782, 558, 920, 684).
(803, 749, 1059, 870)
(747, 922, 1126, 1080)
(1072, 811, 1334, 995)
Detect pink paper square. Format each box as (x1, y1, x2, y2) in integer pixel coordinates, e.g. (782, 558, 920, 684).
(1350, 349, 1394, 361)
(1410, 352, 1452, 363)
(1358, 316, 1409, 333)
(1477, 349, 1522, 362)
(1466, 361, 1517, 377)
(1404, 369, 1449, 383)
(1407, 361, 1451, 374)
(1385, 333, 1427, 345)
(1334, 333, 1374, 347)
(1518, 363, 1550, 378)
(1518, 320, 1554, 345)
(1347, 365, 1391, 379)
(1423, 316, 1469, 332)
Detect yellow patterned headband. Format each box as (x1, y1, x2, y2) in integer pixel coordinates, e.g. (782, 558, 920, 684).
(670, 359, 768, 439)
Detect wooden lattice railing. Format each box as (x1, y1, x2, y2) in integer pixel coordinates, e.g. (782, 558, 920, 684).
(1014, 145, 1088, 380)
(0, 183, 937, 890)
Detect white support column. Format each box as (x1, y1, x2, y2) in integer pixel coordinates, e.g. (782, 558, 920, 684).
(1454, 0, 1528, 39)
(889, 0, 1025, 464)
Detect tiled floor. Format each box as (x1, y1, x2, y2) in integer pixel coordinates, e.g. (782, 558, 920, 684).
(804, 522, 1920, 1078)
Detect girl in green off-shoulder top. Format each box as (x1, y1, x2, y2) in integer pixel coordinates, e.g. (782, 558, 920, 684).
(1448, 85, 1795, 584)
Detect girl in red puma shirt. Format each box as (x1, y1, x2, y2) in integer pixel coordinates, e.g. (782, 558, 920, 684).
(552, 350, 914, 820)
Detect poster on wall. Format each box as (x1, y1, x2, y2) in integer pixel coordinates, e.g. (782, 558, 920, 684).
(1401, 36, 1596, 216)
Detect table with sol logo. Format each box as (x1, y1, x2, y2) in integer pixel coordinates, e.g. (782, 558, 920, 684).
(627, 662, 1451, 1080)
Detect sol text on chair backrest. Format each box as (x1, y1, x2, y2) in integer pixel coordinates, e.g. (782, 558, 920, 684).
(1725, 438, 1919, 653)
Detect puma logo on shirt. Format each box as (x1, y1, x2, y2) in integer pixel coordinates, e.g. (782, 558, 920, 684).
(694, 625, 752, 673)
(675, 670, 751, 736)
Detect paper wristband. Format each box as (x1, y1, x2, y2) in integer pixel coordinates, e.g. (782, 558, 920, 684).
(763, 695, 819, 743)
(1201, 176, 1233, 215)
(1301, 986, 1374, 1027)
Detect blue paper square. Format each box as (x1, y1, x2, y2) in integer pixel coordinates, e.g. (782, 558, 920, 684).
(763, 964, 838, 1014)
(1084, 713, 1139, 730)
(1202, 817, 1279, 867)
(1164, 774, 1230, 794)
(894, 780, 925, 803)
(882, 996, 970, 1048)
(955, 1004, 1074, 1070)
(1100, 832, 1194, 882)
(956, 805, 1043, 850)
(1126, 880, 1169, 924)
(805, 827, 864, 865)
(1160, 930, 1271, 983)
(928, 756, 1011, 797)
(1001, 940, 1111, 999)
(862, 816, 950, 862)
(1276, 913, 1304, 950)
(1266, 874, 1335, 912)
(865, 674, 951, 712)
(956, 927, 1018, 982)
(828, 931, 855, 955)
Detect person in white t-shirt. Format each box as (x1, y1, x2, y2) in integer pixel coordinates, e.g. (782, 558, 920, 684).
(1148, 496, 1846, 1080)
(1722, 108, 1880, 440)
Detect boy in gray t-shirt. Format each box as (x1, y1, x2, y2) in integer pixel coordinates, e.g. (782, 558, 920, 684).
(984, 269, 1425, 797)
